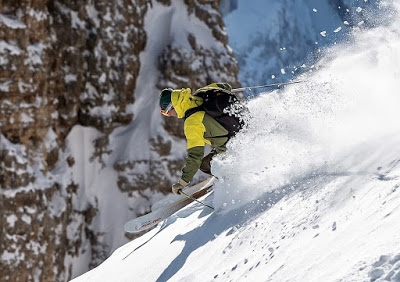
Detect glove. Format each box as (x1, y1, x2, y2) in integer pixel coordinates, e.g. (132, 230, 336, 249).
(172, 178, 189, 195)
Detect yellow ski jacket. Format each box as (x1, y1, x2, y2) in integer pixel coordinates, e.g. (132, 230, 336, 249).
(171, 83, 231, 183)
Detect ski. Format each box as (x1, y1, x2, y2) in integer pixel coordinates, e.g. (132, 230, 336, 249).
(151, 177, 216, 211)
(124, 177, 216, 233)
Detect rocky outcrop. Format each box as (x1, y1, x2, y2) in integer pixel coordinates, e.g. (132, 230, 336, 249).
(0, 0, 239, 281)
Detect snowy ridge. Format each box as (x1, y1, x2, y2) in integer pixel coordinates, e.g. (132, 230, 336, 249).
(72, 3, 400, 282)
(224, 0, 393, 90)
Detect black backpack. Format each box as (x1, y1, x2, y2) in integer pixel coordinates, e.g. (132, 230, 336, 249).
(184, 89, 245, 137)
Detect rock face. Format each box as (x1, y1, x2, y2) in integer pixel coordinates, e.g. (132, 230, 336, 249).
(0, 0, 239, 281)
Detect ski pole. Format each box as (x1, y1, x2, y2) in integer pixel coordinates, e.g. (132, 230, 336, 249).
(231, 80, 305, 93)
(179, 191, 214, 210)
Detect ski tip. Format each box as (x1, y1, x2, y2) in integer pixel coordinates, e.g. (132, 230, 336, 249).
(124, 216, 163, 234)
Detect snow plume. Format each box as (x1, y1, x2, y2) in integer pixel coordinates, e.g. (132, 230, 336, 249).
(212, 3, 400, 213)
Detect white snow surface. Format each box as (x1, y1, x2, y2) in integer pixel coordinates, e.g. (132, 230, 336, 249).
(72, 3, 400, 282)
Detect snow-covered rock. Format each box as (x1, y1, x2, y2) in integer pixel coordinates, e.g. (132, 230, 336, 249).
(0, 1, 238, 281)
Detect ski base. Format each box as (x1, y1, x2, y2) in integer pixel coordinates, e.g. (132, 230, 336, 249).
(124, 177, 216, 233)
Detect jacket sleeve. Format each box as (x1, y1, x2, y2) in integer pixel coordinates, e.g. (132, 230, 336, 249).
(181, 146, 204, 183)
(181, 112, 208, 183)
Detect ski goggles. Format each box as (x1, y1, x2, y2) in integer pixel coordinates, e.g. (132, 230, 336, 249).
(160, 102, 174, 116)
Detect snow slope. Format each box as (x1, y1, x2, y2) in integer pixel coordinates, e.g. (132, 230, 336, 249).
(72, 3, 400, 282)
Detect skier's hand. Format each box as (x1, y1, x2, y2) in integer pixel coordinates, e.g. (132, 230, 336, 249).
(172, 179, 188, 195)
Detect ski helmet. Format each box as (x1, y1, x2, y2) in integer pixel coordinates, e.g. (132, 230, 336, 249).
(159, 88, 173, 110)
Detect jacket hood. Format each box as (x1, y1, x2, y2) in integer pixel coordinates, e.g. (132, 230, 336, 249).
(171, 88, 203, 118)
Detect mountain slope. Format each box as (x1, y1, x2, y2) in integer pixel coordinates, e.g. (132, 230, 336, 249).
(72, 3, 400, 282)
(223, 0, 392, 89)
(73, 145, 400, 282)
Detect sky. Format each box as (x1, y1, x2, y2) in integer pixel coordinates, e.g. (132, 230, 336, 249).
(71, 2, 400, 282)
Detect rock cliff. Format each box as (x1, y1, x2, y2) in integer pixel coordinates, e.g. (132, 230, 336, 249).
(0, 0, 239, 281)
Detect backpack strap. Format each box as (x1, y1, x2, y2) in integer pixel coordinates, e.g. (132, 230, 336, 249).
(184, 105, 204, 120)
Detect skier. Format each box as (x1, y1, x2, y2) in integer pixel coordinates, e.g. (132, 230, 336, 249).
(159, 83, 243, 195)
